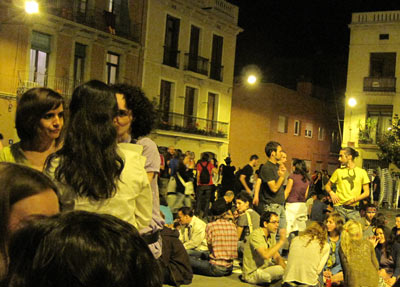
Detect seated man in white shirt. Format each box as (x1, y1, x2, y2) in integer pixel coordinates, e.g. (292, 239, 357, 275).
(176, 207, 208, 255)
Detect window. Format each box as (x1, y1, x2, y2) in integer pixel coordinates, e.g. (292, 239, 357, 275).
(318, 127, 325, 141)
(74, 43, 86, 87)
(188, 25, 200, 72)
(305, 123, 313, 138)
(330, 130, 341, 153)
(163, 15, 180, 68)
(207, 92, 217, 131)
(370, 53, 396, 77)
(367, 105, 393, 143)
(184, 86, 197, 128)
(106, 52, 119, 84)
(294, 120, 301, 136)
(160, 80, 173, 123)
(108, 0, 114, 12)
(379, 34, 389, 40)
(78, 0, 87, 14)
(29, 31, 51, 85)
(210, 34, 223, 81)
(278, 116, 288, 133)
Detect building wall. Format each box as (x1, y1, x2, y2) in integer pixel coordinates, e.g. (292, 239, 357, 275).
(230, 83, 338, 172)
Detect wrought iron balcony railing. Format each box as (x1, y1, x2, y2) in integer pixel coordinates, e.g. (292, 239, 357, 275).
(156, 110, 228, 138)
(184, 53, 209, 76)
(163, 46, 180, 69)
(364, 77, 396, 92)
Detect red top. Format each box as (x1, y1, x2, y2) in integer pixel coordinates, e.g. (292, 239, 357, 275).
(197, 161, 215, 186)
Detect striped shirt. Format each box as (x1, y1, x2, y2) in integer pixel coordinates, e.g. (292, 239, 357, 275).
(206, 219, 238, 267)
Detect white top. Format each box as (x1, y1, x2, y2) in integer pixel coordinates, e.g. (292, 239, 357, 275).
(179, 215, 208, 251)
(283, 235, 330, 286)
(47, 144, 152, 231)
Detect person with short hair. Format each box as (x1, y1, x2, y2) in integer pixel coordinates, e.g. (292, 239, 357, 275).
(242, 211, 286, 285)
(235, 154, 259, 195)
(361, 203, 377, 238)
(195, 153, 216, 219)
(0, 162, 60, 279)
(4, 211, 162, 287)
(325, 147, 370, 222)
(391, 214, 400, 238)
(176, 207, 208, 252)
(0, 88, 64, 171)
(189, 200, 238, 277)
(373, 170, 381, 206)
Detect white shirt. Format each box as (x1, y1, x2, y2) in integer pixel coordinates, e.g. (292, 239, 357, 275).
(179, 216, 208, 251)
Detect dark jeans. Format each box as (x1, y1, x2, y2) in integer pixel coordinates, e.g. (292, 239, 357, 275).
(196, 185, 213, 218)
(189, 257, 232, 277)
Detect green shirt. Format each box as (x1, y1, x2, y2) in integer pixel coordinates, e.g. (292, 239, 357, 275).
(0, 143, 31, 167)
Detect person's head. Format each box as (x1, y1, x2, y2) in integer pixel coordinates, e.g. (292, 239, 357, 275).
(236, 191, 253, 213)
(210, 199, 228, 220)
(341, 220, 363, 259)
(0, 163, 60, 275)
(300, 221, 328, 252)
(372, 212, 387, 227)
(396, 214, 400, 229)
(177, 207, 194, 225)
(375, 225, 391, 244)
(264, 141, 282, 160)
(260, 211, 279, 234)
(292, 158, 310, 182)
(211, 158, 218, 166)
(5, 211, 162, 287)
(168, 146, 175, 155)
(325, 212, 344, 236)
(365, 204, 377, 222)
(224, 156, 232, 165)
(201, 153, 210, 162)
(249, 154, 259, 167)
(52, 80, 124, 201)
(223, 190, 235, 203)
(278, 151, 287, 165)
(112, 84, 156, 141)
(373, 170, 378, 176)
(16, 87, 64, 147)
(339, 147, 359, 166)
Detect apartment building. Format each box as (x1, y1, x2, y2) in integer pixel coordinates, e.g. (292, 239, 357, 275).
(344, 11, 400, 169)
(0, 0, 145, 144)
(143, 0, 241, 161)
(230, 81, 340, 173)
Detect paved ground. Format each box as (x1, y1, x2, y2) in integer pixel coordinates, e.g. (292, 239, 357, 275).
(163, 208, 400, 287)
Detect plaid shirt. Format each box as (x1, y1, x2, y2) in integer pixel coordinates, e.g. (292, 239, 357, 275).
(206, 219, 238, 267)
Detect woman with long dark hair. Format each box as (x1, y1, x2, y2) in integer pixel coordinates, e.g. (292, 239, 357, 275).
(0, 88, 64, 171)
(46, 80, 152, 231)
(284, 159, 310, 236)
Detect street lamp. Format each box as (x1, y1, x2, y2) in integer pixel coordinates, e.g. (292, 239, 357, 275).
(25, 1, 39, 14)
(247, 75, 257, 85)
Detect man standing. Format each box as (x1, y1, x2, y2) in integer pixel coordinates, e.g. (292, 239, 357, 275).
(372, 170, 381, 206)
(176, 207, 208, 253)
(235, 155, 259, 195)
(242, 211, 286, 284)
(254, 141, 287, 235)
(196, 153, 216, 219)
(325, 147, 370, 222)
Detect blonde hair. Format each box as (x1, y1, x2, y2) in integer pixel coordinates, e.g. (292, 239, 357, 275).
(340, 220, 363, 261)
(299, 221, 328, 252)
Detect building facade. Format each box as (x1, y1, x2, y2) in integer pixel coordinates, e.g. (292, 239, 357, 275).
(230, 82, 340, 173)
(143, 0, 241, 162)
(0, 0, 145, 144)
(344, 11, 400, 169)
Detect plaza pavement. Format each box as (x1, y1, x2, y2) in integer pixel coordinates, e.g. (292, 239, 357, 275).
(163, 208, 400, 287)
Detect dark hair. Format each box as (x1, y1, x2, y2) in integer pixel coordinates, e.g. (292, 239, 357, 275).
(396, 214, 400, 218)
(15, 87, 64, 146)
(178, 206, 194, 217)
(250, 154, 259, 161)
(5, 211, 162, 287)
(201, 153, 209, 161)
(265, 141, 281, 157)
(260, 211, 278, 227)
(375, 225, 394, 258)
(50, 80, 124, 201)
(112, 84, 156, 139)
(342, 147, 359, 160)
(292, 159, 310, 182)
(0, 133, 3, 140)
(0, 162, 58, 271)
(236, 191, 253, 208)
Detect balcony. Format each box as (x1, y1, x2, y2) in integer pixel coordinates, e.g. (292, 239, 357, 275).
(364, 77, 396, 92)
(210, 63, 224, 82)
(156, 111, 228, 138)
(184, 53, 209, 76)
(44, 0, 141, 42)
(17, 71, 80, 102)
(163, 46, 180, 69)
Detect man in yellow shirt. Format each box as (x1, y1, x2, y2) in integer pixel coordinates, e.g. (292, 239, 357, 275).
(325, 147, 370, 222)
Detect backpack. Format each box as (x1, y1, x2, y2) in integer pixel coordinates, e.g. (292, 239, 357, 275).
(199, 162, 211, 184)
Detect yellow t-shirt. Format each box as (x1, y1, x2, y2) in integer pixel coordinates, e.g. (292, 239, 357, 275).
(329, 166, 370, 206)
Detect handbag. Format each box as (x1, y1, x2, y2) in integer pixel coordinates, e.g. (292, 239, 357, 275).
(167, 177, 177, 194)
(177, 173, 194, 195)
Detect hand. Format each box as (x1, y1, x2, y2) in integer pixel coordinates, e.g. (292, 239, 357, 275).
(278, 164, 286, 177)
(344, 198, 356, 206)
(253, 195, 259, 206)
(368, 236, 379, 248)
(323, 270, 332, 280)
(329, 192, 340, 204)
(385, 276, 396, 286)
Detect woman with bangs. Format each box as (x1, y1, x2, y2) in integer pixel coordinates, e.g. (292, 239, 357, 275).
(283, 221, 330, 286)
(0, 88, 64, 171)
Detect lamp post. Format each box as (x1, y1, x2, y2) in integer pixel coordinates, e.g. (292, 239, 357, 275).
(348, 97, 357, 143)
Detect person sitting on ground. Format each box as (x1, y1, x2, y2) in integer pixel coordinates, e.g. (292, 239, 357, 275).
(306, 192, 317, 217)
(283, 221, 330, 286)
(175, 207, 208, 254)
(189, 200, 237, 277)
(4, 211, 162, 287)
(310, 193, 329, 223)
(391, 214, 400, 239)
(242, 211, 286, 285)
(235, 191, 260, 253)
(212, 190, 235, 215)
(0, 162, 60, 279)
(339, 220, 382, 287)
(361, 203, 377, 238)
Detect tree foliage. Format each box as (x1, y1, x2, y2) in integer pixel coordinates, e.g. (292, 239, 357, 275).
(377, 117, 400, 168)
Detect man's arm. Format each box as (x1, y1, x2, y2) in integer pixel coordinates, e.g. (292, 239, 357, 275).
(256, 238, 285, 260)
(240, 174, 252, 194)
(266, 164, 286, 193)
(253, 178, 262, 206)
(345, 183, 370, 205)
(325, 180, 340, 204)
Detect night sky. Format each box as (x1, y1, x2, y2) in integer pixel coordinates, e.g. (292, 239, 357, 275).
(228, 0, 400, 93)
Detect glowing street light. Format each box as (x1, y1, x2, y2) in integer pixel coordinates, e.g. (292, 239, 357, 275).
(25, 1, 39, 14)
(348, 97, 357, 107)
(247, 75, 257, 85)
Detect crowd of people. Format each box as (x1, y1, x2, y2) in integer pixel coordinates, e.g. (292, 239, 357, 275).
(0, 81, 399, 287)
